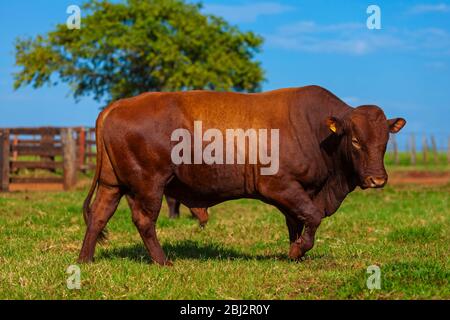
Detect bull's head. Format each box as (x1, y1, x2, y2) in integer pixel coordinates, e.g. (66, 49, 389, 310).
(326, 105, 406, 189)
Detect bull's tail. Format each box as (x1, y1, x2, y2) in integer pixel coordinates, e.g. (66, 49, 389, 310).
(82, 110, 108, 242)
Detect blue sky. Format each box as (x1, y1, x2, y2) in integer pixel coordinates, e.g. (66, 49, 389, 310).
(1, 0, 450, 148)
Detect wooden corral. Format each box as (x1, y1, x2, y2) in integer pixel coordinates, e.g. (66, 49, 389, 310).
(0, 127, 95, 192)
(76, 127, 96, 172)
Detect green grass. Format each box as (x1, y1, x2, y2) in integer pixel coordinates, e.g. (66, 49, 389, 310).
(0, 182, 449, 299)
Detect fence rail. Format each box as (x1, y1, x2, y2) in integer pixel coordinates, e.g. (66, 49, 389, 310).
(0, 127, 95, 192)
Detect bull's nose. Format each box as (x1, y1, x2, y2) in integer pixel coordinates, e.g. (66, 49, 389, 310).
(366, 176, 387, 188)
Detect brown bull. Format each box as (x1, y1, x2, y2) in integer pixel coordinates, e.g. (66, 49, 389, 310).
(78, 85, 405, 265)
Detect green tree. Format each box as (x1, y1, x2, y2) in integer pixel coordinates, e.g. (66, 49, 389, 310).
(14, 0, 264, 105)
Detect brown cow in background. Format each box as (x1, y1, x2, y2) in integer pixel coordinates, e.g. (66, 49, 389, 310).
(165, 196, 209, 227)
(78, 85, 405, 266)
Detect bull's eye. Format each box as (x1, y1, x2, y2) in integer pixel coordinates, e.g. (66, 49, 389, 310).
(352, 137, 361, 149)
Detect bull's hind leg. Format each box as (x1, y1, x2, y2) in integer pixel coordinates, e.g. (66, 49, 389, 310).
(127, 192, 171, 266)
(78, 185, 122, 263)
(165, 196, 181, 219)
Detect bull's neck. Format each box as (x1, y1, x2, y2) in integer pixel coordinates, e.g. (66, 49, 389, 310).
(317, 130, 357, 216)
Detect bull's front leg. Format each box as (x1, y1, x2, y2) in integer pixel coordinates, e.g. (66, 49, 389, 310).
(278, 208, 304, 252)
(288, 205, 321, 260)
(261, 180, 323, 260)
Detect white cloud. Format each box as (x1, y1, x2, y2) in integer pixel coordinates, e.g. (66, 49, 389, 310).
(265, 21, 406, 55)
(265, 21, 450, 56)
(409, 3, 450, 14)
(266, 35, 373, 55)
(203, 2, 294, 23)
(278, 21, 363, 35)
(343, 97, 360, 105)
(424, 61, 447, 69)
(404, 28, 450, 53)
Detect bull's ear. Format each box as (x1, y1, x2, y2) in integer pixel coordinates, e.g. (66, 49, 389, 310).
(388, 118, 406, 134)
(326, 116, 344, 135)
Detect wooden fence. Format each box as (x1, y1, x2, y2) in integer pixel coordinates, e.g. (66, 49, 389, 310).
(76, 127, 96, 172)
(388, 133, 450, 165)
(0, 127, 95, 192)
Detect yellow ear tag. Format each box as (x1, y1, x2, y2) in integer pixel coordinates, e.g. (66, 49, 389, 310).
(329, 123, 337, 133)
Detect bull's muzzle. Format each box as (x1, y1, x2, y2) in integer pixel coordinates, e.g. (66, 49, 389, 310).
(364, 175, 387, 188)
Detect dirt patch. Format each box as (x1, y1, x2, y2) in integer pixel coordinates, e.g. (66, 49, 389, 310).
(389, 171, 450, 186)
(9, 183, 64, 191)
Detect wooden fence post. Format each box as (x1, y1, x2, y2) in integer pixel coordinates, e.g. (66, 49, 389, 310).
(410, 134, 416, 165)
(11, 135, 18, 174)
(87, 128, 96, 170)
(448, 136, 450, 165)
(78, 127, 86, 171)
(41, 130, 55, 163)
(12, 135, 18, 161)
(430, 135, 438, 165)
(62, 128, 77, 190)
(422, 135, 428, 164)
(391, 134, 399, 165)
(90, 129, 95, 167)
(0, 129, 10, 192)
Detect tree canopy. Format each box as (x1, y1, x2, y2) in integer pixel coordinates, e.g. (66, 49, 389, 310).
(14, 0, 265, 105)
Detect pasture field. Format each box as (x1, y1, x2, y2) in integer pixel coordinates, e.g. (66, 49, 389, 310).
(0, 178, 449, 299)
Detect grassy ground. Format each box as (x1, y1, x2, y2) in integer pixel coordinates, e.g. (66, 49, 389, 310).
(0, 181, 448, 299)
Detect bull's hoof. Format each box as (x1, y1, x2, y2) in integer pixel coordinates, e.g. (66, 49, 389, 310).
(154, 259, 173, 266)
(77, 256, 94, 264)
(164, 260, 174, 267)
(288, 242, 304, 260)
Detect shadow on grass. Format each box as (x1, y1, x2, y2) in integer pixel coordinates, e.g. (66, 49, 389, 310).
(98, 240, 287, 263)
